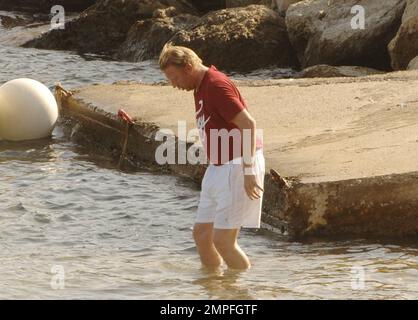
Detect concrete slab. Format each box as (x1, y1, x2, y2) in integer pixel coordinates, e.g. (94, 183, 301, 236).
(56, 69, 418, 239)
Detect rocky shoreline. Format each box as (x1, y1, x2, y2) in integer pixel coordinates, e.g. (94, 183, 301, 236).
(11, 0, 416, 75)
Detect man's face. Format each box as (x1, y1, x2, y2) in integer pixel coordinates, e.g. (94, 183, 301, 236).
(163, 64, 195, 91)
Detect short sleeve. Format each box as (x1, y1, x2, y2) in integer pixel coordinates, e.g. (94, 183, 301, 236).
(208, 80, 245, 122)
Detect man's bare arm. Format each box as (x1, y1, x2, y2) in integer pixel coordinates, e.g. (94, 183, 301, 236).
(231, 109, 263, 200)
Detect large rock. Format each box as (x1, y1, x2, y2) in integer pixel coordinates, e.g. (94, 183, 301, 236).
(226, 0, 302, 11)
(286, 0, 406, 70)
(0, 15, 32, 28)
(408, 55, 418, 70)
(116, 7, 200, 61)
(23, 0, 197, 56)
(0, 0, 96, 12)
(226, 0, 272, 7)
(274, 0, 302, 15)
(300, 64, 384, 78)
(189, 0, 225, 13)
(388, 0, 418, 70)
(170, 5, 296, 72)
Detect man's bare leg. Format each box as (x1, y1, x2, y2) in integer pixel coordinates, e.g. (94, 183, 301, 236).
(193, 223, 223, 269)
(213, 228, 250, 270)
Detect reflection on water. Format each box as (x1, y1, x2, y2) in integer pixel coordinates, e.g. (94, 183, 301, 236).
(193, 268, 255, 300)
(0, 137, 58, 163)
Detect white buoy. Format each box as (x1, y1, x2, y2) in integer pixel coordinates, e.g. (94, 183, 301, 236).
(0, 78, 58, 141)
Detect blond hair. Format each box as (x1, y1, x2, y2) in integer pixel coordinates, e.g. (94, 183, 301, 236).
(159, 43, 202, 70)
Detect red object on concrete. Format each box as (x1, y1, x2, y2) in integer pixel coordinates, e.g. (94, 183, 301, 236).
(118, 108, 134, 124)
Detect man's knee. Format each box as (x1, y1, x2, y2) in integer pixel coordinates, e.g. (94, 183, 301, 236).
(213, 233, 236, 253)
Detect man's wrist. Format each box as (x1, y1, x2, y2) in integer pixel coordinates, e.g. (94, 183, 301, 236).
(243, 156, 256, 175)
(243, 156, 255, 167)
(244, 166, 256, 175)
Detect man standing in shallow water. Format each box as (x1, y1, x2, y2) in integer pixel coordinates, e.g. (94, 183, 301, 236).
(159, 43, 265, 270)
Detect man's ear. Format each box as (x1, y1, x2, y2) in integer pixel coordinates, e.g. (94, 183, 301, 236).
(184, 63, 193, 74)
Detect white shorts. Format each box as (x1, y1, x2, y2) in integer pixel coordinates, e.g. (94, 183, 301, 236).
(196, 149, 265, 229)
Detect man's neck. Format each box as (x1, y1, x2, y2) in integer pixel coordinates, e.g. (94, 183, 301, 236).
(195, 65, 209, 92)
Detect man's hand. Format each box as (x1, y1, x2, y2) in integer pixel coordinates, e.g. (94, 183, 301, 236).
(244, 173, 264, 200)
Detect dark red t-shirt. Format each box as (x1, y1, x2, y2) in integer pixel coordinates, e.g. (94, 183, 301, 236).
(194, 65, 262, 165)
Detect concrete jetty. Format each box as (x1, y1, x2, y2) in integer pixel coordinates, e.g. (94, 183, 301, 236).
(55, 69, 418, 239)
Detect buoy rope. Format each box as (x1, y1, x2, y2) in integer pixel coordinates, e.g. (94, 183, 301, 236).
(117, 108, 134, 169)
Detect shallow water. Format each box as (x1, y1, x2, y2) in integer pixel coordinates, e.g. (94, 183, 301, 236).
(1, 11, 418, 300)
